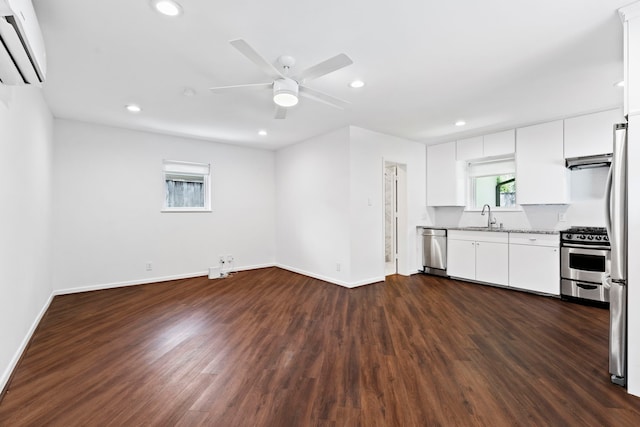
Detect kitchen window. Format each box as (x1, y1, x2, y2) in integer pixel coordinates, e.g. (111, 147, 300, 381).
(162, 160, 211, 212)
(467, 157, 517, 210)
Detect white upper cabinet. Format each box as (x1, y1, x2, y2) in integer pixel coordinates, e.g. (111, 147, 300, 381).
(516, 120, 568, 205)
(564, 109, 624, 158)
(456, 136, 483, 160)
(456, 130, 515, 161)
(427, 141, 465, 206)
(483, 129, 515, 157)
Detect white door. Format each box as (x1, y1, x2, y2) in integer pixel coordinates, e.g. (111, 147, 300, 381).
(384, 162, 407, 276)
(384, 163, 397, 275)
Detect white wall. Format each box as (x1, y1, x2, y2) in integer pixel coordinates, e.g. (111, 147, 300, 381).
(52, 119, 276, 292)
(0, 86, 53, 392)
(275, 126, 429, 287)
(275, 128, 352, 285)
(432, 167, 609, 230)
(349, 127, 429, 282)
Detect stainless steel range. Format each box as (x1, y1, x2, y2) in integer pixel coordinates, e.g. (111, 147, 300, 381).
(560, 226, 611, 305)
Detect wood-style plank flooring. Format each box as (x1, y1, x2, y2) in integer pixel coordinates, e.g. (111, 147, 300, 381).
(1, 267, 640, 426)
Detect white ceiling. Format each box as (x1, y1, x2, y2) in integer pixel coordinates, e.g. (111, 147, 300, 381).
(32, 0, 629, 150)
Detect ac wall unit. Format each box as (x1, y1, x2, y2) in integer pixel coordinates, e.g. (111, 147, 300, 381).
(0, 0, 46, 85)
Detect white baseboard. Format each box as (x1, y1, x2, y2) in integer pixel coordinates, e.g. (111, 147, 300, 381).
(233, 262, 276, 272)
(54, 271, 209, 296)
(53, 263, 279, 296)
(1, 292, 54, 395)
(275, 264, 384, 288)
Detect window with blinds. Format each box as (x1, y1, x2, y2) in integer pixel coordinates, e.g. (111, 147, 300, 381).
(467, 157, 517, 209)
(162, 160, 211, 212)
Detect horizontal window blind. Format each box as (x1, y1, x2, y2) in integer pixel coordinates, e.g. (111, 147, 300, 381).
(163, 160, 210, 176)
(467, 157, 515, 177)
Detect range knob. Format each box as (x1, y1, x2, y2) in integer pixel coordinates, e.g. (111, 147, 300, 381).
(587, 235, 594, 240)
(579, 235, 586, 239)
(595, 235, 602, 240)
(566, 234, 572, 239)
(604, 235, 609, 241)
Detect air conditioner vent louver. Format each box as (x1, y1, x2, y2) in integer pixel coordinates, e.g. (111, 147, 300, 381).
(0, 0, 46, 86)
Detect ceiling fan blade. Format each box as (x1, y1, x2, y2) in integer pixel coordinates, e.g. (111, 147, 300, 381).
(209, 82, 272, 93)
(274, 106, 287, 119)
(229, 39, 284, 80)
(295, 53, 353, 82)
(299, 86, 349, 109)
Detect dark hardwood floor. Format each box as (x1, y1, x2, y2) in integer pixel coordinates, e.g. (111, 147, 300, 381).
(1, 267, 640, 426)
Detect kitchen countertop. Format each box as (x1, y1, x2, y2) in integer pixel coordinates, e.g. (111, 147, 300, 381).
(418, 225, 559, 235)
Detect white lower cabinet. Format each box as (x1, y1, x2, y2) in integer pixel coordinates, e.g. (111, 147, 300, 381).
(508, 233, 560, 295)
(475, 241, 509, 285)
(447, 231, 509, 286)
(447, 238, 476, 280)
(447, 230, 559, 294)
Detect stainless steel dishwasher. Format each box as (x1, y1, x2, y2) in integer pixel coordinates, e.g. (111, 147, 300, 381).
(422, 228, 447, 276)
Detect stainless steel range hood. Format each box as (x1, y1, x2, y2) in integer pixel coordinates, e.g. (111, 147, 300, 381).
(565, 153, 612, 170)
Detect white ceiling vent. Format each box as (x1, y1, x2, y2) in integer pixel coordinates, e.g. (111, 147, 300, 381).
(0, 0, 46, 85)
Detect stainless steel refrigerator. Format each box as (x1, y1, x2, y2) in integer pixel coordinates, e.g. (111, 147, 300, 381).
(605, 122, 628, 387)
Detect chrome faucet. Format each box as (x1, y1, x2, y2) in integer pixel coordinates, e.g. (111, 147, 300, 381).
(481, 204, 497, 229)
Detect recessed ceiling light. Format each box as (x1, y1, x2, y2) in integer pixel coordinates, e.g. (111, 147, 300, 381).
(615, 80, 625, 88)
(455, 120, 466, 127)
(151, 0, 183, 17)
(349, 80, 365, 88)
(125, 104, 142, 113)
(258, 130, 267, 136)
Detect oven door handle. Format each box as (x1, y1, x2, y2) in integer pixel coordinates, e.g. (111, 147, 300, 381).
(602, 275, 611, 290)
(576, 282, 599, 290)
(562, 243, 611, 251)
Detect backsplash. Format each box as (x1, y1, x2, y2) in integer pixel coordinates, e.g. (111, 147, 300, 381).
(433, 167, 608, 231)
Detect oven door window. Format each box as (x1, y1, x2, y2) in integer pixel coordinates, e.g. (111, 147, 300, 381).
(569, 253, 606, 272)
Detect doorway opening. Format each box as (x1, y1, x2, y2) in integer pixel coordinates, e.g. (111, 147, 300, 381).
(384, 162, 407, 276)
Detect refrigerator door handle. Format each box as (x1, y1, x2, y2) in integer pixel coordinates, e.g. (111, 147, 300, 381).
(604, 162, 613, 241)
(608, 123, 628, 283)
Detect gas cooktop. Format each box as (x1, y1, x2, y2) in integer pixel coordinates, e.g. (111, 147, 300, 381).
(561, 226, 609, 245)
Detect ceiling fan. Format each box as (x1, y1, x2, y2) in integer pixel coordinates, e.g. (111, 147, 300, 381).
(209, 39, 353, 119)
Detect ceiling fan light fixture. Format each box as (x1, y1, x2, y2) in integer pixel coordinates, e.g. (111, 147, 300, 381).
(273, 78, 299, 107)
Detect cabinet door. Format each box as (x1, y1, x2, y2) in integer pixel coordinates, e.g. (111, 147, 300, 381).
(483, 129, 515, 157)
(564, 109, 623, 158)
(427, 141, 465, 206)
(509, 244, 560, 295)
(516, 120, 568, 204)
(456, 136, 483, 160)
(475, 241, 509, 285)
(447, 239, 476, 280)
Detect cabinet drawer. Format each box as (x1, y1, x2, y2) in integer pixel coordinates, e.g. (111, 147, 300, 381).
(509, 233, 559, 247)
(448, 230, 508, 243)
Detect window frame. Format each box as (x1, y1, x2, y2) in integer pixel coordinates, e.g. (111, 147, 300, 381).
(465, 156, 521, 212)
(161, 160, 212, 213)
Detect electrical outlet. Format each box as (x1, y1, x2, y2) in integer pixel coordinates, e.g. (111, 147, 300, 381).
(336, 263, 341, 272)
(558, 212, 567, 222)
(145, 262, 152, 271)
